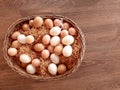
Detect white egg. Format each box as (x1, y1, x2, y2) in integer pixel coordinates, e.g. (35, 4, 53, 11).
(19, 54, 31, 63)
(50, 53, 59, 64)
(62, 45, 72, 57)
(17, 34, 26, 44)
(50, 26, 61, 36)
(50, 36, 60, 46)
(48, 63, 57, 75)
(26, 64, 36, 74)
(62, 35, 74, 45)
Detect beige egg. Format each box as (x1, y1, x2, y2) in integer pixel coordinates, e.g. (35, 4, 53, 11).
(48, 63, 57, 75)
(68, 27, 76, 35)
(57, 64, 67, 74)
(45, 19, 53, 29)
(11, 40, 21, 48)
(42, 34, 51, 45)
(54, 44, 63, 55)
(32, 59, 40, 67)
(26, 35, 35, 44)
(34, 43, 45, 52)
(60, 30, 69, 38)
(7, 47, 17, 56)
(50, 54, 59, 64)
(26, 64, 36, 74)
(11, 31, 20, 40)
(47, 45, 54, 53)
(54, 19, 62, 27)
(33, 16, 43, 28)
(62, 45, 72, 57)
(29, 20, 34, 26)
(50, 36, 60, 46)
(63, 22, 69, 30)
(62, 35, 74, 45)
(22, 24, 29, 30)
(41, 49, 50, 59)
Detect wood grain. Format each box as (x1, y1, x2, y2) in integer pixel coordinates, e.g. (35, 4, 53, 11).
(0, 0, 120, 90)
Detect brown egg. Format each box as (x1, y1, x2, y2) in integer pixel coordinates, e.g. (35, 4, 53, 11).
(54, 44, 63, 55)
(63, 22, 69, 30)
(29, 20, 34, 26)
(54, 19, 62, 27)
(34, 43, 45, 52)
(45, 19, 53, 29)
(11, 31, 20, 40)
(33, 16, 43, 28)
(68, 27, 76, 35)
(11, 40, 21, 48)
(32, 59, 40, 67)
(57, 64, 67, 74)
(7, 47, 17, 56)
(47, 45, 54, 53)
(26, 35, 35, 44)
(41, 49, 50, 59)
(21, 63, 28, 68)
(22, 24, 29, 30)
(42, 34, 51, 45)
(60, 30, 69, 38)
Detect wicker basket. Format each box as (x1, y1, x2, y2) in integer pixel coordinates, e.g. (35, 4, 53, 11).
(3, 15, 86, 81)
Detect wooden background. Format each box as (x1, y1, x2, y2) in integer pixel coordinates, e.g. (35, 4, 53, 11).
(0, 0, 120, 90)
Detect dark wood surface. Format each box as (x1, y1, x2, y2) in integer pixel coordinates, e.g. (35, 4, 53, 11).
(0, 0, 120, 90)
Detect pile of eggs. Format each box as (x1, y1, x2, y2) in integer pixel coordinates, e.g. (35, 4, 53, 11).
(7, 16, 77, 76)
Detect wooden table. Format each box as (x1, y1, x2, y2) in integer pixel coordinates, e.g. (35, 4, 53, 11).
(0, 0, 120, 90)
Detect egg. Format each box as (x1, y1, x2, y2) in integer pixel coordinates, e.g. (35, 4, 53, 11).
(50, 36, 60, 46)
(26, 64, 36, 74)
(42, 34, 51, 45)
(45, 19, 53, 29)
(26, 35, 35, 44)
(34, 43, 45, 52)
(29, 20, 34, 26)
(47, 45, 54, 53)
(33, 16, 43, 28)
(48, 63, 57, 75)
(54, 44, 63, 55)
(54, 19, 62, 27)
(68, 27, 76, 35)
(21, 63, 28, 68)
(17, 34, 26, 44)
(32, 58, 40, 67)
(11, 40, 21, 48)
(50, 53, 59, 64)
(11, 31, 20, 40)
(62, 35, 74, 45)
(57, 64, 67, 74)
(19, 54, 31, 63)
(22, 24, 29, 30)
(7, 48, 17, 56)
(50, 26, 61, 36)
(60, 30, 69, 38)
(63, 22, 69, 30)
(62, 45, 72, 57)
(41, 49, 50, 59)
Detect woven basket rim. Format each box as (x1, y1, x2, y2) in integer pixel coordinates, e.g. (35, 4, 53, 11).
(3, 15, 86, 81)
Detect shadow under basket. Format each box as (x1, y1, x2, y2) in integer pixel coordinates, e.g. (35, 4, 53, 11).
(3, 15, 86, 81)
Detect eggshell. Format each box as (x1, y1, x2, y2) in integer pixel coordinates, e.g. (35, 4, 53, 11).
(41, 49, 50, 59)
(54, 19, 62, 27)
(62, 45, 72, 57)
(26, 35, 35, 44)
(45, 19, 53, 29)
(34, 43, 45, 52)
(42, 34, 51, 45)
(32, 59, 40, 67)
(29, 20, 34, 26)
(50, 26, 61, 36)
(63, 22, 69, 30)
(11, 31, 20, 40)
(17, 34, 26, 44)
(22, 24, 29, 30)
(68, 27, 76, 35)
(26, 64, 36, 74)
(48, 63, 57, 75)
(57, 64, 67, 74)
(50, 54, 59, 64)
(11, 40, 21, 48)
(33, 16, 43, 28)
(54, 44, 63, 55)
(19, 54, 31, 63)
(7, 48, 17, 56)
(60, 30, 69, 38)
(50, 36, 60, 46)
(62, 35, 74, 45)
(47, 45, 54, 53)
